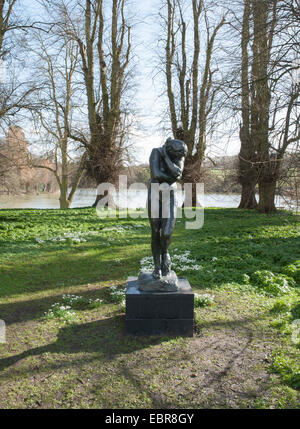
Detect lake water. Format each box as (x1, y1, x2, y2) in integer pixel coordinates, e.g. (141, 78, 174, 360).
(0, 188, 292, 210)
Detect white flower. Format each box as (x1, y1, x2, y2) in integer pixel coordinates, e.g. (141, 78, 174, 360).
(140, 251, 202, 273)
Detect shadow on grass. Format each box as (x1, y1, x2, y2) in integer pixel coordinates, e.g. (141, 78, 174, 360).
(0, 310, 270, 373)
(0, 315, 171, 373)
(0, 311, 274, 409)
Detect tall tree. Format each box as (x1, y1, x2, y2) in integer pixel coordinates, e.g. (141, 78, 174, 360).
(53, 0, 133, 207)
(238, 0, 258, 208)
(252, 0, 299, 212)
(250, 0, 275, 212)
(236, 0, 299, 213)
(31, 34, 87, 209)
(161, 0, 226, 206)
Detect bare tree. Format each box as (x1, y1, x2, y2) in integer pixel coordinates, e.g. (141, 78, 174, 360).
(30, 33, 87, 209)
(49, 0, 134, 207)
(233, 0, 299, 213)
(0, 1, 50, 124)
(159, 0, 226, 206)
(0, 0, 17, 58)
(0, 1, 28, 122)
(238, 0, 258, 208)
(276, 150, 300, 212)
(252, 0, 299, 212)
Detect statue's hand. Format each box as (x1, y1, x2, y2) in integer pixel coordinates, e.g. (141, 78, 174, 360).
(171, 166, 181, 180)
(176, 167, 181, 177)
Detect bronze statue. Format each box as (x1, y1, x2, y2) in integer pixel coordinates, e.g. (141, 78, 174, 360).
(138, 137, 187, 291)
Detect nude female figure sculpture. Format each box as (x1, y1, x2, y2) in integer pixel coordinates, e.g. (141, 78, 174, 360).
(147, 137, 187, 282)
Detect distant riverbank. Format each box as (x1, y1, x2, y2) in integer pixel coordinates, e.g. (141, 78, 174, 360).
(0, 189, 240, 209)
(0, 188, 294, 210)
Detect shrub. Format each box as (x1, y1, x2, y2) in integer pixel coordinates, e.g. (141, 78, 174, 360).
(291, 302, 300, 320)
(250, 270, 294, 296)
(242, 274, 250, 284)
(290, 373, 300, 390)
(281, 261, 300, 286)
(270, 299, 291, 314)
(271, 351, 300, 390)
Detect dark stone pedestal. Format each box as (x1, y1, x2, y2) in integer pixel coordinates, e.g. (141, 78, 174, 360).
(125, 276, 194, 337)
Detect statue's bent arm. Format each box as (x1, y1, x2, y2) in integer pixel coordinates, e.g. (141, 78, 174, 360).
(161, 148, 183, 179)
(149, 149, 171, 183)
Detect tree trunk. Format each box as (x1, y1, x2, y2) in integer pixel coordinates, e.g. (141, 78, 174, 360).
(59, 198, 70, 209)
(92, 189, 117, 209)
(238, 182, 257, 209)
(257, 180, 276, 213)
(238, 147, 258, 209)
(67, 152, 87, 207)
(251, 0, 274, 214)
(238, 0, 257, 210)
(181, 156, 202, 208)
(182, 183, 201, 208)
(59, 196, 70, 209)
(59, 138, 70, 209)
(59, 177, 70, 209)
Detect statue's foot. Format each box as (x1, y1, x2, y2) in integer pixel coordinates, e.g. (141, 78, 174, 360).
(162, 265, 171, 277)
(138, 269, 179, 291)
(152, 268, 162, 279)
(161, 253, 171, 277)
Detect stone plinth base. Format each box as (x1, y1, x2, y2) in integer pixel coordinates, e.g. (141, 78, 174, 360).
(125, 276, 194, 337)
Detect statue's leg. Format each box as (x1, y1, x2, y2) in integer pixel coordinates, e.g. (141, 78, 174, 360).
(148, 183, 162, 279)
(150, 218, 162, 279)
(161, 189, 176, 276)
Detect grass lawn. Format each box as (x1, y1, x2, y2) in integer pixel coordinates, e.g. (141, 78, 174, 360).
(0, 207, 299, 409)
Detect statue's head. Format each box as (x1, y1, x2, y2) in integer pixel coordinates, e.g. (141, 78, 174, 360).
(165, 138, 188, 162)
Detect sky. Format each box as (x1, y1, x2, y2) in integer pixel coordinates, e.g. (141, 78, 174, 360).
(19, 0, 240, 164)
